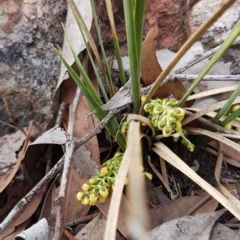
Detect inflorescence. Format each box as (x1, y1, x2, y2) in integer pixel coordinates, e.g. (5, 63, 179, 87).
(122, 97, 195, 152)
(76, 152, 152, 205)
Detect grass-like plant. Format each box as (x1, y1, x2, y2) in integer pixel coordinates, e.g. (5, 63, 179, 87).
(55, 0, 240, 238)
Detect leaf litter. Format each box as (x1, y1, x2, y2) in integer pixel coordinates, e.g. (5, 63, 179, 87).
(1, 2, 240, 240)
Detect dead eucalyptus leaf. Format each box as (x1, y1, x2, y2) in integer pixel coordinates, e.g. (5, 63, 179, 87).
(30, 127, 67, 145)
(152, 142, 240, 220)
(148, 195, 203, 229)
(75, 213, 101, 240)
(65, 167, 90, 223)
(141, 209, 225, 240)
(75, 213, 125, 240)
(15, 218, 49, 240)
(153, 80, 187, 100)
(141, 24, 162, 86)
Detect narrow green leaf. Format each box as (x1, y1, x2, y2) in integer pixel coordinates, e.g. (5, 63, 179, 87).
(178, 20, 240, 107)
(123, 0, 140, 113)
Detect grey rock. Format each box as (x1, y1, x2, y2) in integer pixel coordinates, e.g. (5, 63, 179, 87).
(0, 0, 67, 136)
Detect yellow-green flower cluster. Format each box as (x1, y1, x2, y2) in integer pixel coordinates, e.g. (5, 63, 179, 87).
(76, 152, 124, 205)
(142, 97, 195, 152)
(77, 152, 153, 205)
(143, 97, 184, 137)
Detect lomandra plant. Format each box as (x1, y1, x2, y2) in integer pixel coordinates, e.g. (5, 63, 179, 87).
(55, 0, 240, 239)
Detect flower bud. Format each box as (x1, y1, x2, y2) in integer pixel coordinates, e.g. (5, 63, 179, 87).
(98, 195, 106, 203)
(101, 167, 109, 176)
(162, 126, 172, 137)
(82, 183, 89, 191)
(82, 197, 89, 205)
(167, 98, 178, 107)
(187, 143, 195, 152)
(89, 193, 98, 204)
(232, 105, 240, 112)
(141, 95, 146, 102)
(76, 192, 84, 201)
(99, 187, 109, 198)
(172, 108, 185, 118)
(157, 118, 166, 130)
(224, 123, 231, 130)
(175, 120, 182, 131)
(153, 105, 163, 115)
(143, 103, 153, 113)
(144, 172, 153, 180)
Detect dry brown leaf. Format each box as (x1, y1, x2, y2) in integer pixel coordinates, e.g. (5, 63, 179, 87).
(60, 78, 100, 163)
(141, 24, 162, 86)
(65, 229, 78, 240)
(141, 209, 225, 240)
(75, 213, 125, 240)
(3, 220, 29, 240)
(153, 142, 240, 220)
(192, 191, 218, 215)
(39, 175, 60, 227)
(0, 187, 46, 239)
(153, 80, 187, 101)
(148, 195, 203, 229)
(64, 167, 90, 222)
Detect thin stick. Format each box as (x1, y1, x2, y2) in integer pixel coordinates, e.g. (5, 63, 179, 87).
(0, 106, 127, 234)
(53, 88, 81, 240)
(65, 213, 99, 227)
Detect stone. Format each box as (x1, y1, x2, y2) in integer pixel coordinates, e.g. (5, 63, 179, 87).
(188, 0, 240, 74)
(0, 0, 67, 136)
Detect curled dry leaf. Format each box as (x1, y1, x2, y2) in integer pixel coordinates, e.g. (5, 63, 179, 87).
(16, 218, 49, 240)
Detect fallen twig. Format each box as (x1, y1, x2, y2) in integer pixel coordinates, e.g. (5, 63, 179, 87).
(0, 106, 127, 234)
(53, 88, 81, 240)
(65, 213, 99, 227)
